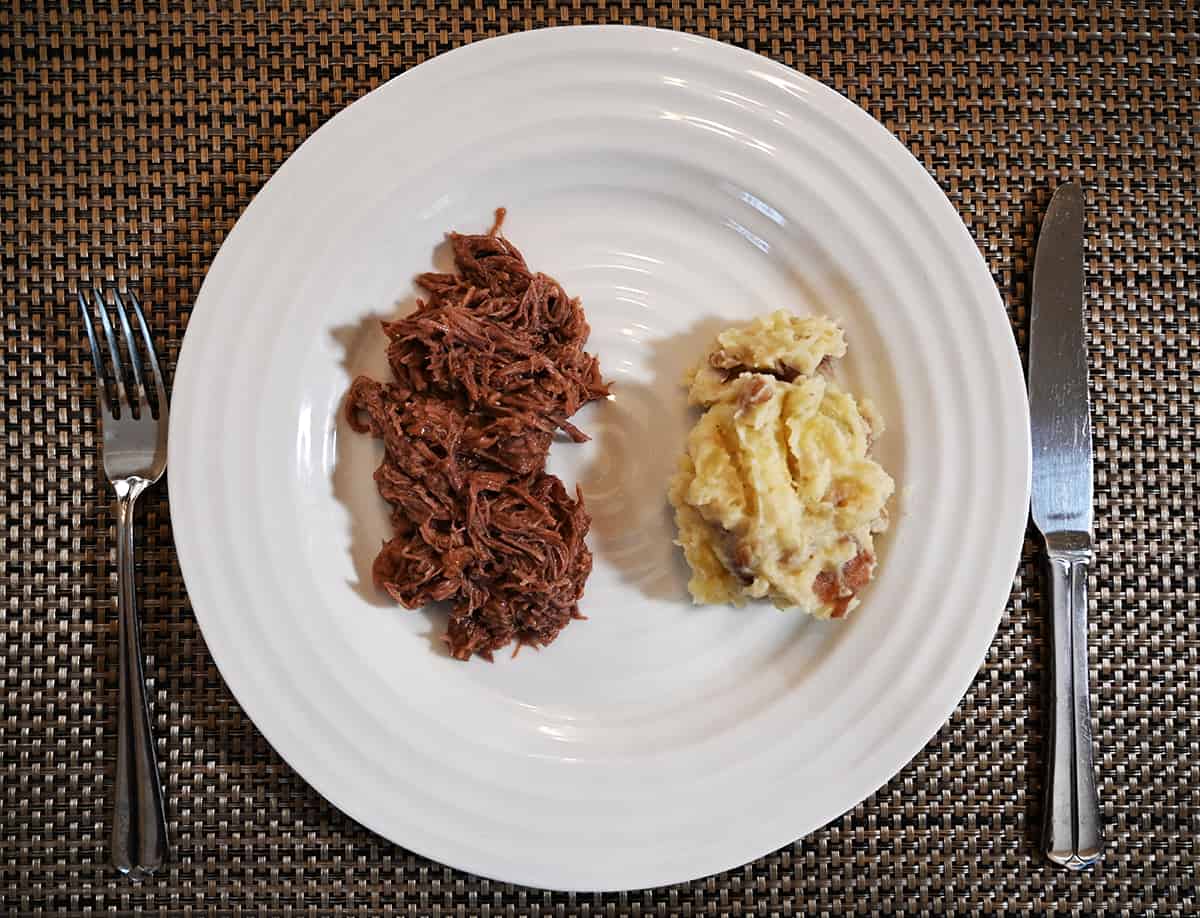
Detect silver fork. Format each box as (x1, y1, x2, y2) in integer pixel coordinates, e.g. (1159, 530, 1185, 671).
(78, 286, 170, 878)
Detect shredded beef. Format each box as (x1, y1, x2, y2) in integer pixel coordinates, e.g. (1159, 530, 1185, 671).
(345, 210, 609, 660)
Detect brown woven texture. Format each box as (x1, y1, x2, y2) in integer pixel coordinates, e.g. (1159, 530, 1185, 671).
(2, 0, 1197, 913)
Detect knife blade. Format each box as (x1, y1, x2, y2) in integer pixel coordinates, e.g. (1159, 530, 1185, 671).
(1028, 181, 1102, 869)
(1029, 182, 1092, 536)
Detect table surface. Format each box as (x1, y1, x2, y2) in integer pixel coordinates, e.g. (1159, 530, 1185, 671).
(3, 1, 1196, 914)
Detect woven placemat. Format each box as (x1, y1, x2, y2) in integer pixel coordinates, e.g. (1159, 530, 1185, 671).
(2, 1, 1196, 913)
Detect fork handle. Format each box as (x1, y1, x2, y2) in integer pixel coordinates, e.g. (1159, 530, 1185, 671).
(1042, 533, 1102, 869)
(110, 479, 169, 878)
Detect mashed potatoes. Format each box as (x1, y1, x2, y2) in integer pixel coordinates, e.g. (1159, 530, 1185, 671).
(668, 311, 894, 618)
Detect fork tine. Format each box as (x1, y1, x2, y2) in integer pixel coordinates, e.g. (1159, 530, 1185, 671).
(112, 289, 148, 415)
(125, 289, 168, 418)
(77, 290, 113, 416)
(92, 287, 130, 418)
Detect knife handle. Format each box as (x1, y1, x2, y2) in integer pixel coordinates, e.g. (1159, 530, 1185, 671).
(1042, 532, 1102, 869)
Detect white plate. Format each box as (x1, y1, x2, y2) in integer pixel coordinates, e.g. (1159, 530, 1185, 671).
(170, 26, 1031, 891)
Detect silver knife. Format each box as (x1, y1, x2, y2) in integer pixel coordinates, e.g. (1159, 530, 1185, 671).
(1028, 181, 1102, 869)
